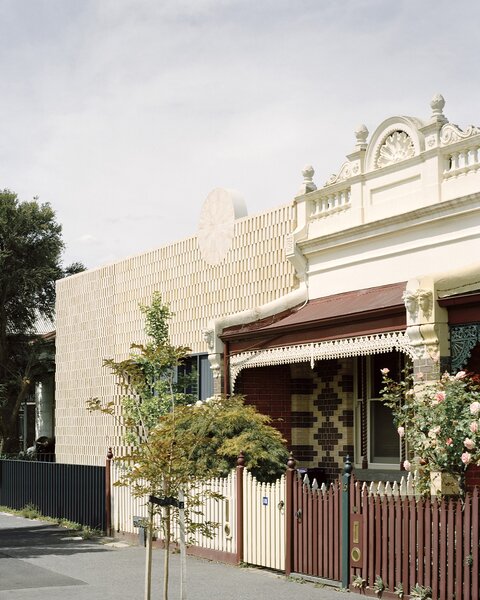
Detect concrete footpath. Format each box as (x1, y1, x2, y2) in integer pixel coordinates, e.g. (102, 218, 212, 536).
(0, 511, 358, 600)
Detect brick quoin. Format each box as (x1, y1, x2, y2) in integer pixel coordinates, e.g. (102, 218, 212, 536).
(236, 365, 292, 446)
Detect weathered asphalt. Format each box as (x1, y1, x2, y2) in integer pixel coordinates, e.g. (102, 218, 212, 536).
(0, 511, 358, 600)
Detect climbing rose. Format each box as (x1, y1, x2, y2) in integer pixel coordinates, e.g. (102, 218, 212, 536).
(380, 368, 390, 375)
(446, 438, 453, 446)
(470, 401, 480, 415)
(397, 426, 405, 438)
(464, 438, 475, 450)
(403, 460, 411, 471)
(461, 452, 472, 465)
(416, 372, 424, 380)
(470, 421, 479, 434)
(434, 391, 446, 404)
(455, 371, 466, 380)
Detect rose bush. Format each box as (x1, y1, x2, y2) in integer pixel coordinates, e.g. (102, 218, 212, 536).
(381, 369, 480, 493)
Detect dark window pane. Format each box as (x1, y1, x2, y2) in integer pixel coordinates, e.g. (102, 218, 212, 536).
(199, 354, 214, 400)
(370, 401, 399, 463)
(371, 352, 403, 397)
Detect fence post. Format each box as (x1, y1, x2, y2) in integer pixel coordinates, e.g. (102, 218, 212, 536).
(341, 455, 352, 588)
(105, 447, 113, 536)
(236, 452, 245, 564)
(285, 452, 296, 576)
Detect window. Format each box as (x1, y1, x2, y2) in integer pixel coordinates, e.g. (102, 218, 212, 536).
(178, 353, 214, 401)
(355, 352, 403, 468)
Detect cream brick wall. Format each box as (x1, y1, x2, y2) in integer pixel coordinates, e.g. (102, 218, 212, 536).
(55, 205, 296, 465)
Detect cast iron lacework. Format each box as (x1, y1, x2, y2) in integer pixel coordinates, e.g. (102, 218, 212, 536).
(230, 331, 414, 388)
(450, 324, 480, 372)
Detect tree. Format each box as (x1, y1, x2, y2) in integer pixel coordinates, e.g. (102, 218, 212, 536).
(0, 190, 84, 453)
(89, 292, 288, 600)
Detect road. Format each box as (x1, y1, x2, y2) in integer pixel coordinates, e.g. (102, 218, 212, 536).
(0, 511, 353, 600)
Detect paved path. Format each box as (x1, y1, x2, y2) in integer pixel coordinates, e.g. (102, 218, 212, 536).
(0, 511, 355, 600)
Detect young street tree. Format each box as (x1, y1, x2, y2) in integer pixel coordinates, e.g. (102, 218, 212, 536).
(0, 190, 84, 453)
(89, 292, 288, 600)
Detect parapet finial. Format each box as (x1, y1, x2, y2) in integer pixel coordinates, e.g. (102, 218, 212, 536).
(430, 93, 447, 122)
(298, 165, 316, 195)
(355, 124, 369, 149)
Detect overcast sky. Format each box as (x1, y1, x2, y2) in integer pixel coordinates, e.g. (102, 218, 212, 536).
(1, 0, 480, 269)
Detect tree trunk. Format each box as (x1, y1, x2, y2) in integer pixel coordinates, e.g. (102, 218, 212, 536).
(163, 506, 171, 600)
(144, 505, 154, 600)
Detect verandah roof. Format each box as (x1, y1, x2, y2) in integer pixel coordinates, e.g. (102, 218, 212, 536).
(221, 281, 407, 353)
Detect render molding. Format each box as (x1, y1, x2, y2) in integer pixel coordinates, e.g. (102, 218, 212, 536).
(299, 192, 480, 259)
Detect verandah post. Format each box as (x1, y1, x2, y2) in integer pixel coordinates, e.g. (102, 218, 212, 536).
(236, 452, 245, 564)
(341, 455, 352, 588)
(105, 447, 113, 536)
(285, 452, 296, 576)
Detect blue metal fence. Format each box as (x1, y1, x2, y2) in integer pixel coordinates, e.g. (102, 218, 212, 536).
(0, 459, 106, 530)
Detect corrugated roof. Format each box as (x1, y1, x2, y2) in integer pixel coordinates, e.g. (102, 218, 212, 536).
(222, 281, 407, 339)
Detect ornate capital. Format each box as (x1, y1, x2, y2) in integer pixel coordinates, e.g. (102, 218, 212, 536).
(203, 328, 214, 352)
(208, 353, 223, 379)
(403, 288, 433, 324)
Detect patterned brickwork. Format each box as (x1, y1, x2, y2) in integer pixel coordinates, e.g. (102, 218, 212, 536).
(289, 360, 354, 475)
(55, 205, 296, 465)
(311, 359, 354, 478)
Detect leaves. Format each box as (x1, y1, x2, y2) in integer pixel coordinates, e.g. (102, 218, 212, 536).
(0, 191, 76, 451)
(381, 368, 480, 492)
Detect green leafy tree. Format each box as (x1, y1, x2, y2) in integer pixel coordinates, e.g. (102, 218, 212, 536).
(0, 190, 84, 453)
(89, 292, 288, 600)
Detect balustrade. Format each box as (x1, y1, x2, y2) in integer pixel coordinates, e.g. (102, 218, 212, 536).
(309, 187, 351, 219)
(443, 144, 480, 178)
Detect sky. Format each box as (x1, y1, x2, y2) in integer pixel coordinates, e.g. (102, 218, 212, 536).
(1, 0, 480, 270)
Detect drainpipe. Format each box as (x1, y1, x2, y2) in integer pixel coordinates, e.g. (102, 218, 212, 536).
(204, 281, 308, 386)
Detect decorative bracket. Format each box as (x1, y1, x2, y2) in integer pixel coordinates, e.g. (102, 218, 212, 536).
(450, 324, 480, 372)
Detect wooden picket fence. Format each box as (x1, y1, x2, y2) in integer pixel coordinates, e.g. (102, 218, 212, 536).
(108, 456, 480, 598)
(350, 476, 480, 600)
(110, 462, 238, 562)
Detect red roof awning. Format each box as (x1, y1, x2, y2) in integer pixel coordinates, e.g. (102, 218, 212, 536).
(222, 281, 407, 352)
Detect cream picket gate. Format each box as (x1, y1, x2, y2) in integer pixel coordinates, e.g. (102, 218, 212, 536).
(243, 469, 286, 571)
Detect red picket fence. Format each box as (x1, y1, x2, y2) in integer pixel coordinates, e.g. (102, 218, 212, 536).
(286, 471, 342, 582)
(350, 477, 480, 599)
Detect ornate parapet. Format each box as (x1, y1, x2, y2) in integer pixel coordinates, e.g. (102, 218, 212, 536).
(441, 122, 480, 180)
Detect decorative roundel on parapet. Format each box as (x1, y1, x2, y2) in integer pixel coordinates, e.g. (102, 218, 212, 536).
(197, 188, 247, 265)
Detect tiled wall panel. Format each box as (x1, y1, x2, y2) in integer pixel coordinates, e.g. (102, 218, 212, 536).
(55, 205, 296, 465)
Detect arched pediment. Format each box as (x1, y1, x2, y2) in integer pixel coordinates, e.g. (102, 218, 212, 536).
(364, 116, 426, 172)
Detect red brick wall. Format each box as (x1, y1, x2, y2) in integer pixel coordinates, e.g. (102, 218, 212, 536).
(235, 365, 292, 446)
(465, 464, 480, 493)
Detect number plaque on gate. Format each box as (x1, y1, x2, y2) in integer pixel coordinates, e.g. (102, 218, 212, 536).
(350, 513, 363, 564)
